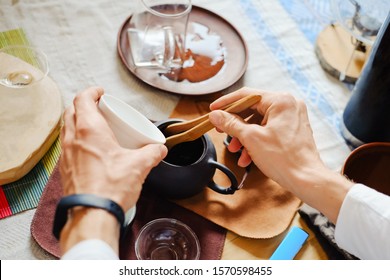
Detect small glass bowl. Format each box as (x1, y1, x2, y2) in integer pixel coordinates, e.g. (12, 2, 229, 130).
(135, 218, 201, 260)
(0, 45, 49, 88)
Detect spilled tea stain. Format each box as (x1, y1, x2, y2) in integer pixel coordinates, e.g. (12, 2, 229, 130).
(162, 22, 226, 83)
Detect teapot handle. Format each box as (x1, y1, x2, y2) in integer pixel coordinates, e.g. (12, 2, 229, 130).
(207, 160, 239, 195)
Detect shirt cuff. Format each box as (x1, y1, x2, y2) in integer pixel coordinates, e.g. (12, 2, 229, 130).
(335, 183, 390, 259)
(61, 239, 119, 260)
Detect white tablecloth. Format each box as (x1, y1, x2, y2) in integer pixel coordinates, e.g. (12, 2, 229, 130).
(0, 0, 352, 259)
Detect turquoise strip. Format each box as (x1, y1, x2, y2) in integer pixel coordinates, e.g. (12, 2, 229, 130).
(3, 162, 49, 214)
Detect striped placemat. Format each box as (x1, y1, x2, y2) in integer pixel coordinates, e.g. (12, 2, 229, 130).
(0, 28, 61, 219)
(0, 28, 30, 47)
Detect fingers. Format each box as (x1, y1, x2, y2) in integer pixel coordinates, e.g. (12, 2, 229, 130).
(257, 92, 302, 118)
(210, 87, 259, 110)
(60, 105, 76, 145)
(73, 86, 104, 116)
(62, 87, 106, 134)
(60, 106, 76, 168)
(62, 87, 104, 136)
(228, 137, 243, 153)
(238, 148, 252, 167)
(59, 106, 77, 195)
(210, 87, 272, 111)
(72, 87, 112, 140)
(209, 109, 261, 167)
(209, 110, 248, 140)
(210, 87, 300, 122)
(225, 113, 262, 152)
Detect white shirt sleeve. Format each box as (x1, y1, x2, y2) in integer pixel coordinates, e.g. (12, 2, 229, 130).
(335, 183, 390, 259)
(61, 239, 119, 260)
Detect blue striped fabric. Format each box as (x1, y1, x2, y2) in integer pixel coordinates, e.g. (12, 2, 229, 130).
(239, 0, 345, 133)
(279, 0, 332, 44)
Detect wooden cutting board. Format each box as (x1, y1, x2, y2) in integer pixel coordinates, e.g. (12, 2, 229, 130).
(0, 53, 62, 185)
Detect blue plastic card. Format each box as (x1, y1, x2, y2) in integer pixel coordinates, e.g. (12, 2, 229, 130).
(269, 226, 309, 260)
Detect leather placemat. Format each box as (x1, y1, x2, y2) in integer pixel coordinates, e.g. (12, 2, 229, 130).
(168, 94, 301, 239)
(31, 165, 226, 260)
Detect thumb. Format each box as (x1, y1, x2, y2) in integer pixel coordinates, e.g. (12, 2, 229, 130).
(209, 110, 247, 139)
(137, 144, 168, 169)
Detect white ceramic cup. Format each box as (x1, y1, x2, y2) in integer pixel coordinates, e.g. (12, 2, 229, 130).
(98, 94, 166, 149)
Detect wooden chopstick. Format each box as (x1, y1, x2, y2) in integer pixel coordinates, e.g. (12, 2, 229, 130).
(164, 95, 261, 135)
(164, 95, 261, 150)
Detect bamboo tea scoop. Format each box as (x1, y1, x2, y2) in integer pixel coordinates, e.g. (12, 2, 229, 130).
(164, 95, 261, 150)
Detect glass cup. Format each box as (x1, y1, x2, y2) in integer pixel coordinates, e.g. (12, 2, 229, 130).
(127, 0, 192, 69)
(135, 218, 201, 260)
(0, 45, 49, 88)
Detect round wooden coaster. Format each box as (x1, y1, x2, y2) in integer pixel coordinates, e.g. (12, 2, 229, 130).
(315, 23, 371, 83)
(0, 53, 62, 185)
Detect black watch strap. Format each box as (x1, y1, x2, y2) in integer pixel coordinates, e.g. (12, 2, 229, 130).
(52, 194, 125, 240)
